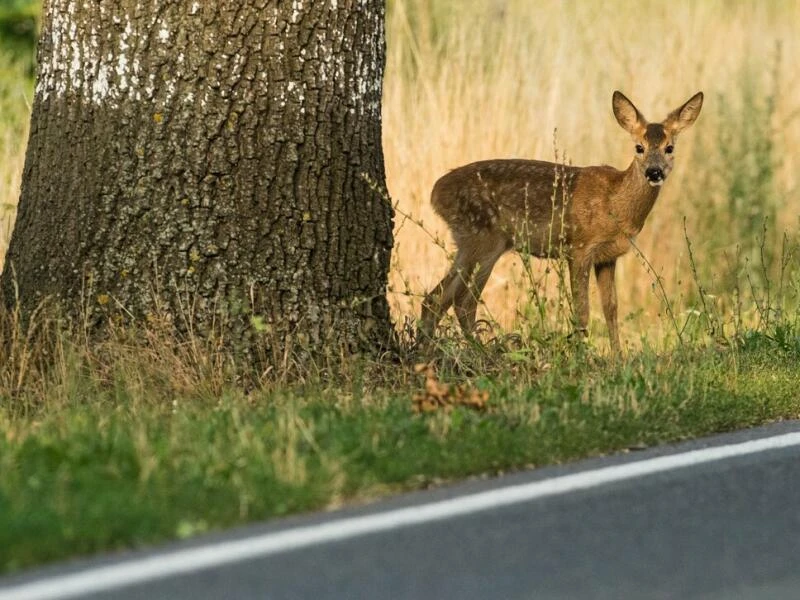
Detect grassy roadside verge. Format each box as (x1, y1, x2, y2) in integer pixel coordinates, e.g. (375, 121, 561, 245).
(2, 327, 799, 573)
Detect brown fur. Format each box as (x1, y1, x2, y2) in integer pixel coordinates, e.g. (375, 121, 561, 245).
(419, 91, 704, 352)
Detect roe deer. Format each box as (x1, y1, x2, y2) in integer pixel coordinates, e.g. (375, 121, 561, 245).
(419, 91, 703, 352)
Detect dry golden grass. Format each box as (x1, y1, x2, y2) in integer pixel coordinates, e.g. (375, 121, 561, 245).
(1, 1, 799, 347)
(0, 48, 30, 269)
(384, 0, 800, 343)
(0, 109, 26, 267)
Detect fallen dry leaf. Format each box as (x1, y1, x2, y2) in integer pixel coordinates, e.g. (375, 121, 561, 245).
(412, 363, 489, 414)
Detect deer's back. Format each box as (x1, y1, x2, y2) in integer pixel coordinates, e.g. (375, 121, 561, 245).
(431, 159, 580, 255)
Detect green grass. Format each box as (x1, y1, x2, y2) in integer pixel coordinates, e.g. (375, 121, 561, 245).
(2, 322, 799, 573)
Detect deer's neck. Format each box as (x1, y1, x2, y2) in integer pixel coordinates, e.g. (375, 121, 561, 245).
(610, 161, 661, 235)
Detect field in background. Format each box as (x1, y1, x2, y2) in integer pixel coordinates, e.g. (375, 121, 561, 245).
(1, 2, 799, 346)
(0, 0, 800, 341)
(384, 0, 800, 345)
(1, 1, 799, 347)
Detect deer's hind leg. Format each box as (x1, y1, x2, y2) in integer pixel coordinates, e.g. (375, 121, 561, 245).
(453, 237, 508, 335)
(419, 249, 475, 338)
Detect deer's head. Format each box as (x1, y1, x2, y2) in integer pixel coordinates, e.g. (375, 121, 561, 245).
(612, 91, 704, 187)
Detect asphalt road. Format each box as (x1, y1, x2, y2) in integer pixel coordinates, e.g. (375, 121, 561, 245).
(3, 421, 800, 600)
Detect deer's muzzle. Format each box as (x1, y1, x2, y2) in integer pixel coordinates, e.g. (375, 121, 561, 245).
(645, 167, 664, 186)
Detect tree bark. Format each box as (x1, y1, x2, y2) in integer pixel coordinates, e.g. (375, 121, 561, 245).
(1, 0, 394, 364)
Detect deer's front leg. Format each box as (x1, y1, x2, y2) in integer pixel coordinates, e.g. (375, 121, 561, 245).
(568, 256, 591, 338)
(595, 260, 620, 353)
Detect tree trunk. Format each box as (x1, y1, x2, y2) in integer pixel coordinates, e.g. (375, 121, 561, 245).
(1, 0, 394, 364)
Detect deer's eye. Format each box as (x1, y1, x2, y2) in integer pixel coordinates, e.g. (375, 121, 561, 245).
(665, 144, 674, 154)
(635, 144, 645, 154)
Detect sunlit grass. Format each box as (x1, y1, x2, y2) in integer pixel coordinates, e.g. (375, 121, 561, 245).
(384, 0, 800, 340)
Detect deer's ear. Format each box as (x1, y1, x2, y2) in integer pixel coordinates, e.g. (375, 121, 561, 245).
(665, 92, 703, 134)
(612, 91, 646, 135)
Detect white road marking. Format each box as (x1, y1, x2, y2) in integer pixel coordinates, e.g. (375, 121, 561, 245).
(3, 430, 800, 600)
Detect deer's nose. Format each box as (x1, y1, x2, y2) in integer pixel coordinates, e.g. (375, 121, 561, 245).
(645, 167, 664, 182)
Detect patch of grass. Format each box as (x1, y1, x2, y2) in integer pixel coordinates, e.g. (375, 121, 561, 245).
(1, 306, 799, 573)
